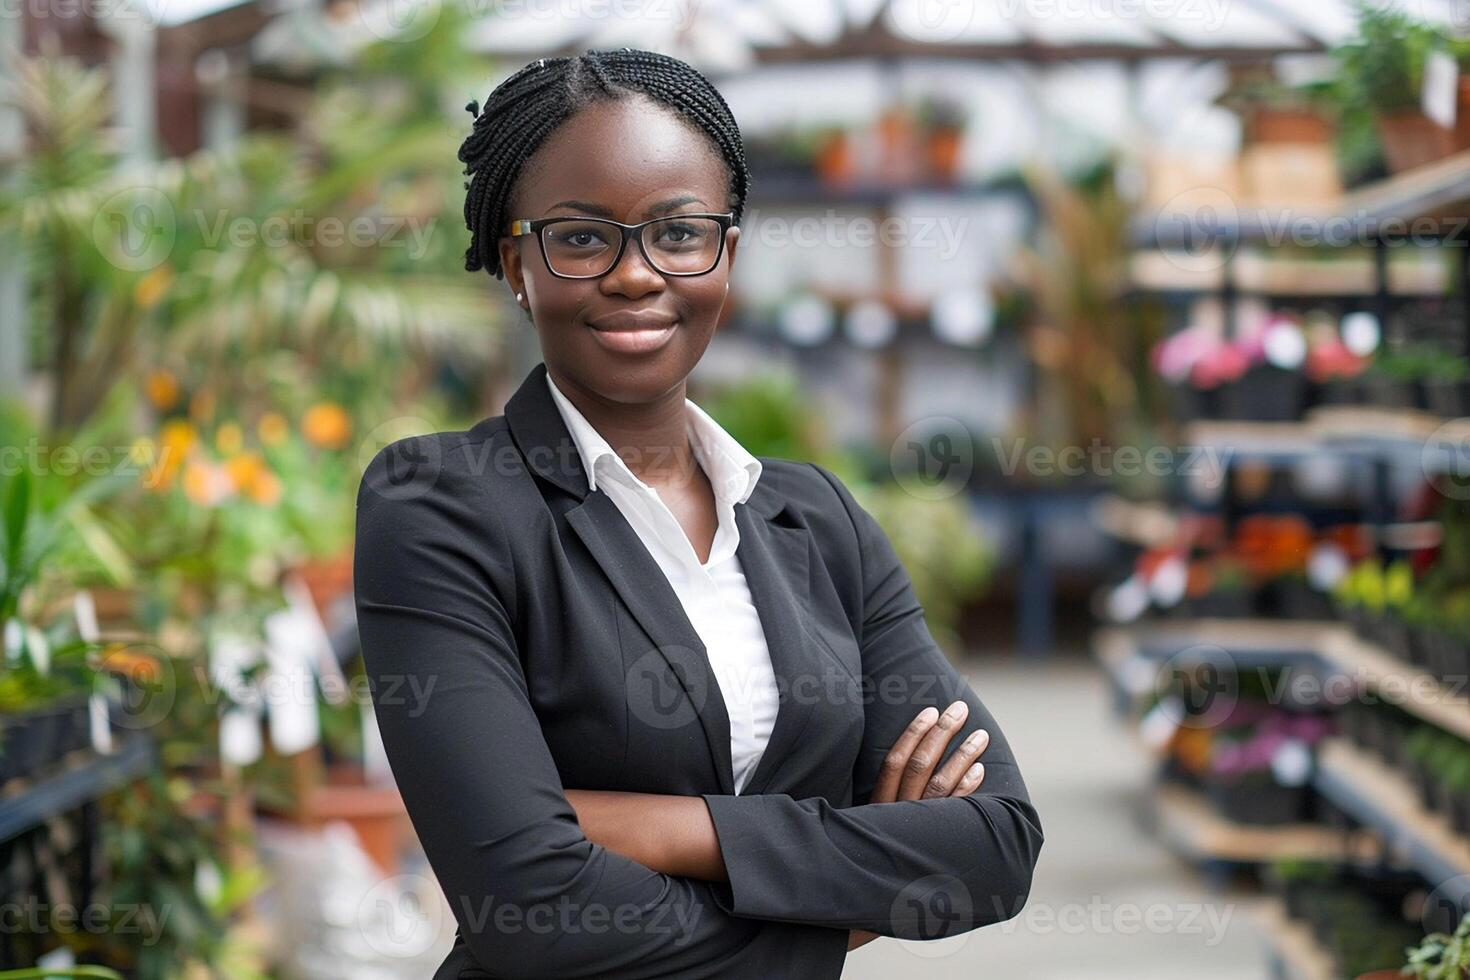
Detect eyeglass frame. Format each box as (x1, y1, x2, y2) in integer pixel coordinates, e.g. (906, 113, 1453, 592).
(507, 211, 736, 280)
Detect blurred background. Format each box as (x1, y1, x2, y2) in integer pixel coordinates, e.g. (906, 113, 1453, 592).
(4, 0, 1470, 977)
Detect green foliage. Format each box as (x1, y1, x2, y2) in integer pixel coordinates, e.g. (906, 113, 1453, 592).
(1403, 909, 1470, 979)
(704, 376, 991, 654)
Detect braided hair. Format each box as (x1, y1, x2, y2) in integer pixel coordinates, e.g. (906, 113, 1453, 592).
(458, 48, 751, 280)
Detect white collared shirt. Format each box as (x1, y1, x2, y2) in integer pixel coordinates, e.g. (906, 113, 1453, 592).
(545, 371, 778, 794)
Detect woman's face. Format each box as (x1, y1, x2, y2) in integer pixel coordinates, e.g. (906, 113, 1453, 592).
(498, 94, 740, 406)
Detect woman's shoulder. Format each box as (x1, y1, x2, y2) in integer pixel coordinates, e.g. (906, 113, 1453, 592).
(357, 416, 519, 505)
(749, 456, 870, 545)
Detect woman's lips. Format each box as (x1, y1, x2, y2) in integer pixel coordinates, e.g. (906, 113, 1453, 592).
(586, 321, 677, 355)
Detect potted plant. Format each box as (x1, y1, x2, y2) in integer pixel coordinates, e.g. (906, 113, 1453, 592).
(1220, 316, 1311, 422)
(1424, 355, 1470, 420)
(915, 94, 968, 184)
(1401, 907, 1470, 979)
(1221, 74, 1338, 145)
(1334, 4, 1453, 174)
(1265, 859, 1338, 920)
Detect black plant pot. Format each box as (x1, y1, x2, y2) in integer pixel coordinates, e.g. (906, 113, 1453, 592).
(1170, 383, 1221, 424)
(1205, 774, 1312, 826)
(1220, 366, 1308, 422)
(1407, 625, 1438, 669)
(1189, 590, 1257, 619)
(0, 692, 93, 786)
(1414, 764, 1438, 812)
(1425, 377, 1470, 419)
(1374, 612, 1414, 664)
(1267, 578, 1334, 621)
(1453, 792, 1470, 836)
(1318, 376, 1366, 407)
(1365, 375, 1425, 411)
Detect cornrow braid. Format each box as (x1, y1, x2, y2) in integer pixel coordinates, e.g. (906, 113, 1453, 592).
(458, 48, 751, 280)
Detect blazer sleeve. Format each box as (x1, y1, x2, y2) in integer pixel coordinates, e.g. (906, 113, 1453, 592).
(698, 461, 1044, 939)
(353, 439, 850, 979)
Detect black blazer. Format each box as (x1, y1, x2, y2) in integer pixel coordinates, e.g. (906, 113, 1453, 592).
(353, 361, 1044, 980)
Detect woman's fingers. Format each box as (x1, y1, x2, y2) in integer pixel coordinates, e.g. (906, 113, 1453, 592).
(924, 728, 990, 799)
(898, 700, 970, 800)
(872, 706, 941, 803)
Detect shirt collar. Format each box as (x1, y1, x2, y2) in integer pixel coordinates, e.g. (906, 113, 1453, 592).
(544, 371, 763, 506)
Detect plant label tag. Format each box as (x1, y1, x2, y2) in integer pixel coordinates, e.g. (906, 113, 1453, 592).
(1271, 737, 1312, 787)
(220, 704, 263, 766)
(264, 605, 322, 755)
(1139, 696, 1183, 753)
(89, 691, 113, 754)
(1424, 50, 1458, 129)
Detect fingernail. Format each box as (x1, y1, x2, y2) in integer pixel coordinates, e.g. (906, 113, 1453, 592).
(917, 707, 939, 725)
(966, 762, 983, 781)
(944, 701, 966, 721)
(964, 730, 984, 748)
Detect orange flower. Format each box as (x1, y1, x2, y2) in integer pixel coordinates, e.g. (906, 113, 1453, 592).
(258, 412, 289, 447)
(132, 265, 174, 309)
(248, 469, 283, 506)
(190, 387, 216, 425)
(215, 422, 244, 456)
(144, 369, 179, 410)
(225, 451, 264, 493)
(182, 458, 233, 506)
(99, 643, 162, 683)
(150, 421, 197, 490)
(302, 402, 351, 450)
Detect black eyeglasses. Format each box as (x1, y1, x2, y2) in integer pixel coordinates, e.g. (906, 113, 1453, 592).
(508, 212, 734, 279)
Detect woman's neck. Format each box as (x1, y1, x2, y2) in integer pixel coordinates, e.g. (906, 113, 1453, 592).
(551, 369, 698, 489)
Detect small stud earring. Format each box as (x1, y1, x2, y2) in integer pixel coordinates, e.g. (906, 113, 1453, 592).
(516, 292, 524, 302)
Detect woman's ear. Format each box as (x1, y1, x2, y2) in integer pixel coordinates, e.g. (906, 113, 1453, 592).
(723, 224, 740, 278)
(499, 236, 528, 310)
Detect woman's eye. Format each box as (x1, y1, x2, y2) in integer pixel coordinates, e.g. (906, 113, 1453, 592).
(567, 231, 603, 248)
(655, 223, 702, 246)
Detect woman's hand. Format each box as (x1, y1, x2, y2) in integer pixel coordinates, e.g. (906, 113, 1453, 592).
(847, 701, 991, 953)
(872, 700, 990, 803)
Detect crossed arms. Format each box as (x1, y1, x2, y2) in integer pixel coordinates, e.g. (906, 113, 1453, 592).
(354, 447, 1044, 978)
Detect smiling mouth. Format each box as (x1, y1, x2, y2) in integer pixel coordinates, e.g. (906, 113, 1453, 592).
(585, 319, 678, 354)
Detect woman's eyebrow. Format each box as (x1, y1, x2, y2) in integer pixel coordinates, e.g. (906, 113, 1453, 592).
(646, 195, 707, 216)
(546, 196, 708, 218)
(548, 200, 615, 217)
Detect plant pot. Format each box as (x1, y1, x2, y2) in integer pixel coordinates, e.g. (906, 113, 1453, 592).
(292, 548, 355, 621)
(1266, 577, 1333, 620)
(1414, 764, 1439, 812)
(1364, 374, 1425, 411)
(1318, 376, 1366, 407)
(0, 691, 94, 786)
(1169, 383, 1221, 423)
(1426, 377, 1470, 420)
(296, 766, 409, 875)
(1376, 110, 1457, 174)
(1375, 612, 1413, 664)
(1188, 590, 1257, 619)
(1205, 773, 1312, 825)
(1245, 106, 1336, 145)
(1453, 791, 1470, 836)
(815, 131, 855, 187)
(1454, 75, 1470, 151)
(1220, 366, 1307, 422)
(924, 127, 964, 183)
(1407, 625, 1438, 668)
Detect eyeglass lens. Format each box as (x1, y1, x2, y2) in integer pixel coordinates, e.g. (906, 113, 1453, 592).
(542, 217, 723, 277)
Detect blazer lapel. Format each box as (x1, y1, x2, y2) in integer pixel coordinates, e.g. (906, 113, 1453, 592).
(502, 361, 821, 799)
(565, 493, 737, 796)
(730, 492, 816, 797)
(505, 363, 735, 795)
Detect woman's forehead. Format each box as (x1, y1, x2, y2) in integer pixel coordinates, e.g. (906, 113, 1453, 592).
(512, 98, 727, 222)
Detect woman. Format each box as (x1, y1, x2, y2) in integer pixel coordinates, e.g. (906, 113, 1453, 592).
(354, 48, 1043, 980)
